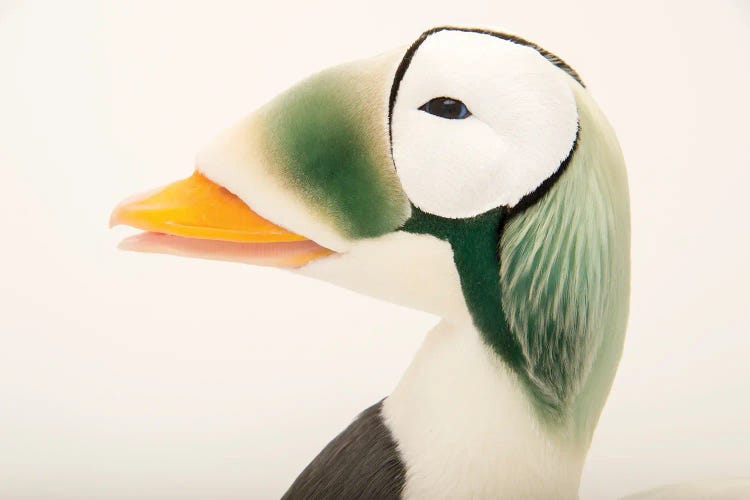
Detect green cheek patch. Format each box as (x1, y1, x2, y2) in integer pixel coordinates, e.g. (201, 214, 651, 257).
(257, 60, 410, 240)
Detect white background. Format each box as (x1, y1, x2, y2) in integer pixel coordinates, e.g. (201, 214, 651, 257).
(1, 1, 748, 498)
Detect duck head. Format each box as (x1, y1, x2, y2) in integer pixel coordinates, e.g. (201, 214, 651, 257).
(112, 27, 629, 439)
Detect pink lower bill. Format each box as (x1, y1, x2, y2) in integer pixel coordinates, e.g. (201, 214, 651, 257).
(119, 232, 335, 268)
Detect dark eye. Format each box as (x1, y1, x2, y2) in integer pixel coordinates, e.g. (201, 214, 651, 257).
(418, 97, 471, 120)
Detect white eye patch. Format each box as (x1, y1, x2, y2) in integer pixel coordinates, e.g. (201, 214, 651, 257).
(390, 29, 579, 218)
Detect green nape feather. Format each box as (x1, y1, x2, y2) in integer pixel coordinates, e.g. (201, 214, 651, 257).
(500, 83, 630, 436)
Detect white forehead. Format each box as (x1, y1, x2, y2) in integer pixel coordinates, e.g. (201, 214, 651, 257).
(391, 29, 579, 218)
(399, 30, 565, 101)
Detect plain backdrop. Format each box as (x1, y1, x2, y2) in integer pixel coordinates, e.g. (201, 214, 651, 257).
(1, 1, 748, 498)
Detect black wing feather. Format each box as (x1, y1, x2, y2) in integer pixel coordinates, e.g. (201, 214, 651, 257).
(282, 400, 405, 500)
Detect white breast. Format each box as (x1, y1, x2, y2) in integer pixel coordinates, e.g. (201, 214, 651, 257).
(383, 319, 586, 499)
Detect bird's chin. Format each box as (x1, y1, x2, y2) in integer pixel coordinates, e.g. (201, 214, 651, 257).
(118, 232, 335, 269)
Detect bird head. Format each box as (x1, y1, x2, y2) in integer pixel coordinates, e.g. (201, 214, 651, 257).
(111, 27, 629, 438)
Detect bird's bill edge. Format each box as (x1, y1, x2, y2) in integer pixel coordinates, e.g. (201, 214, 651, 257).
(109, 171, 335, 268)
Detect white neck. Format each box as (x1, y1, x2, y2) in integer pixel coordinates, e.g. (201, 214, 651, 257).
(382, 319, 586, 499)
(300, 232, 588, 496)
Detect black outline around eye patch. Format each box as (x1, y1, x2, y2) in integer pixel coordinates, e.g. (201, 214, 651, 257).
(387, 26, 583, 216)
(388, 26, 584, 146)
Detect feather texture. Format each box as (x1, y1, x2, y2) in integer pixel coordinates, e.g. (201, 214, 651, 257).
(500, 83, 630, 435)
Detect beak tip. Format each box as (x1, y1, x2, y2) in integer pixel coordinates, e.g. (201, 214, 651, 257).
(109, 204, 128, 229)
(116, 235, 136, 251)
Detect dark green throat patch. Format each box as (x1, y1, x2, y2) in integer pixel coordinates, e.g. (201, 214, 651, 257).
(402, 201, 600, 426)
(402, 207, 526, 371)
(400, 207, 567, 417)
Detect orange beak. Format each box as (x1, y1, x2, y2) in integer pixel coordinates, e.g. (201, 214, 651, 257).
(110, 171, 334, 267)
